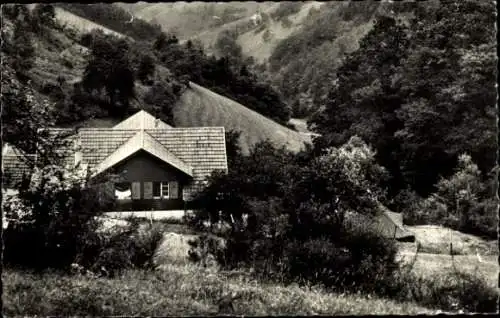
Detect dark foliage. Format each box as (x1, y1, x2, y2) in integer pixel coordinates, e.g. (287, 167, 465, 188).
(3, 166, 105, 270)
(4, 17, 36, 75)
(191, 137, 397, 292)
(82, 31, 136, 115)
(154, 32, 291, 124)
(142, 80, 182, 126)
(310, 1, 496, 199)
(270, 2, 303, 21)
(76, 221, 164, 277)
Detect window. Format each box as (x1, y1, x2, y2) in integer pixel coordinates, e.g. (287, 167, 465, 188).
(115, 182, 131, 200)
(153, 181, 169, 199)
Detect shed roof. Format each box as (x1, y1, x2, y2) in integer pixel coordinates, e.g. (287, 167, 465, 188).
(373, 205, 415, 242)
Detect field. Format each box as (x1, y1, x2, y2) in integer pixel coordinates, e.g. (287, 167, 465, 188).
(406, 225, 498, 255)
(399, 252, 498, 289)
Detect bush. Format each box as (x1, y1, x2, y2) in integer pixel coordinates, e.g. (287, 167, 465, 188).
(3, 164, 104, 270)
(409, 154, 497, 238)
(75, 220, 165, 276)
(191, 137, 396, 292)
(377, 268, 499, 313)
(280, 219, 399, 293)
(187, 233, 227, 269)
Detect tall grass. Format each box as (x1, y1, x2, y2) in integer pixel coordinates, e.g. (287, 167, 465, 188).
(2, 265, 435, 316)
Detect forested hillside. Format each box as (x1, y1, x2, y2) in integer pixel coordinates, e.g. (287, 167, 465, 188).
(119, 1, 418, 119)
(53, 3, 292, 126)
(1, 3, 304, 156)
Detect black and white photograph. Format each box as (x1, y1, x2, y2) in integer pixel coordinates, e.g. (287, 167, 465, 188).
(1, 1, 498, 315)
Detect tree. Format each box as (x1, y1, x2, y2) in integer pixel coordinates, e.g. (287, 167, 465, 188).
(311, 0, 496, 196)
(214, 30, 243, 65)
(1, 61, 58, 159)
(414, 154, 498, 238)
(137, 54, 156, 83)
(82, 33, 135, 114)
(142, 81, 179, 126)
(7, 18, 36, 75)
(224, 130, 243, 167)
(32, 3, 56, 31)
(190, 136, 396, 289)
(394, 0, 496, 194)
(310, 16, 410, 195)
(153, 32, 178, 51)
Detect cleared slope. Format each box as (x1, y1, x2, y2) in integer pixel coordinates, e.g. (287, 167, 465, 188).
(52, 7, 131, 40)
(117, 2, 274, 40)
(236, 1, 325, 62)
(121, 2, 326, 62)
(173, 82, 311, 155)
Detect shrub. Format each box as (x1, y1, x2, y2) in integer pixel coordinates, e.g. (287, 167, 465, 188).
(191, 137, 396, 292)
(280, 219, 399, 293)
(3, 164, 104, 269)
(75, 220, 165, 276)
(188, 233, 227, 268)
(412, 154, 497, 238)
(377, 268, 499, 313)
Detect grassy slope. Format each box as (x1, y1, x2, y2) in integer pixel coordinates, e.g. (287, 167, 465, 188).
(405, 225, 498, 256)
(117, 2, 372, 64)
(121, 2, 324, 62)
(27, 5, 308, 153)
(52, 6, 130, 40)
(236, 2, 325, 62)
(172, 82, 310, 154)
(2, 267, 435, 316)
(117, 2, 274, 40)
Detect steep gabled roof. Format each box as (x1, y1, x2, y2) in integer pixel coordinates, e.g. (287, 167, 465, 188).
(113, 110, 173, 130)
(92, 130, 193, 177)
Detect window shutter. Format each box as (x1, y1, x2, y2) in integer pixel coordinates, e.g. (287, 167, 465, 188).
(131, 182, 141, 199)
(143, 182, 153, 199)
(169, 181, 179, 199)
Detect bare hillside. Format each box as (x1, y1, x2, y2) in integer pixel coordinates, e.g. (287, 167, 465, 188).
(116, 1, 274, 39)
(117, 1, 325, 61)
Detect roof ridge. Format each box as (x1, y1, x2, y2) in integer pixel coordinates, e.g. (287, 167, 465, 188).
(49, 127, 225, 131)
(92, 130, 193, 178)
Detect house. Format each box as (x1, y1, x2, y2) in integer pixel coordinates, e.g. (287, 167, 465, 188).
(2, 110, 228, 212)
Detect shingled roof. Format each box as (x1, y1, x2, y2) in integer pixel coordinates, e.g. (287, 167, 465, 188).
(92, 130, 194, 178)
(3, 111, 228, 199)
(56, 111, 226, 199)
